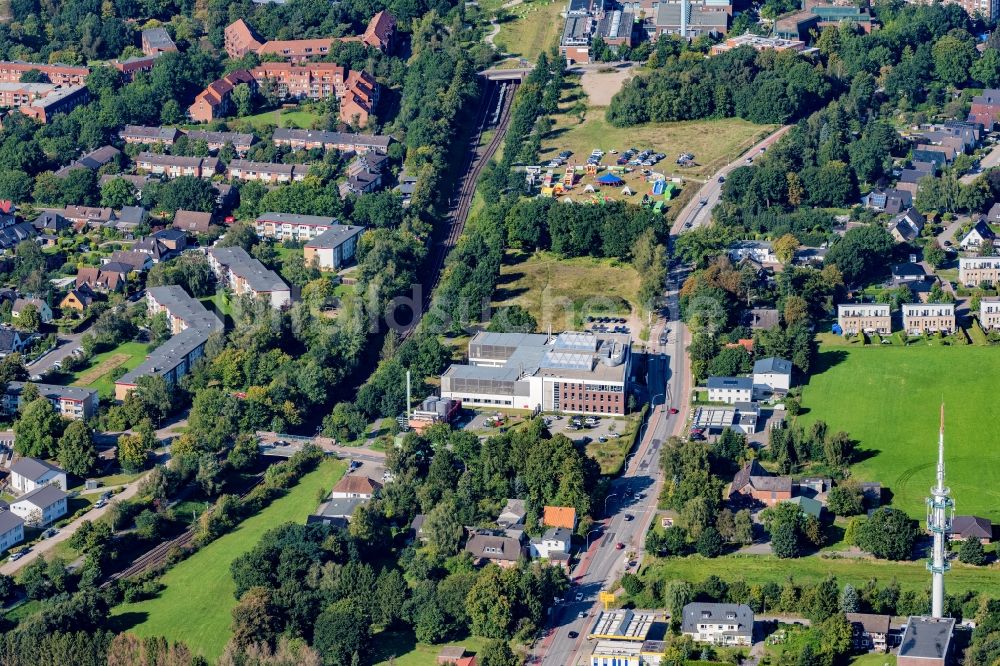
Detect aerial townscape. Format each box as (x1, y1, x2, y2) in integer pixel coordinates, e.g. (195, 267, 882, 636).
(1, 0, 1000, 664)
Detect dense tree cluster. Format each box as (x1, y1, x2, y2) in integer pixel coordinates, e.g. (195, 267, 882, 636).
(608, 46, 833, 126)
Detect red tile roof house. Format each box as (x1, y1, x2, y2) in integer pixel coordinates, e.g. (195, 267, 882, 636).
(172, 210, 213, 235)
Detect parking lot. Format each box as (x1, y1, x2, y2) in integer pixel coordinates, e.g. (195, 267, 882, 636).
(544, 414, 632, 446)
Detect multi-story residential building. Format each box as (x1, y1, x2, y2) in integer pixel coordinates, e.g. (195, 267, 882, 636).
(959, 256, 1000, 286)
(303, 224, 365, 271)
(902, 303, 956, 335)
(206, 246, 291, 309)
(981, 296, 1000, 329)
(223, 19, 264, 58)
(227, 159, 308, 183)
(141, 27, 177, 55)
(681, 603, 754, 646)
(185, 130, 256, 154)
(707, 376, 752, 404)
(10, 485, 67, 526)
(112, 53, 162, 81)
(120, 125, 181, 145)
(224, 11, 395, 60)
(3, 382, 97, 421)
(187, 70, 256, 123)
(18, 84, 89, 123)
(0, 61, 89, 86)
(115, 286, 223, 400)
(249, 63, 377, 126)
(0, 82, 55, 107)
(135, 152, 219, 179)
(255, 212, 339, 242)
(271, 128, 392, 153)
(838, 303, 891, 335)
(0, 511, 24, 553)
(8, 457, 67, 494)
(440, 331, 631, 415)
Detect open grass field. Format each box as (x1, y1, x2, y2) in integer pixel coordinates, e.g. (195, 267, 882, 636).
(640, 553, 1000, 598)
(234, 108, 322, 132)
(492, 249, 641, 331)
(112, 459, 346, 662)
(67, 341, 149, 397)
(850, 654, 897, 666)
(372, 631, 487, 666)
(799, 345, 1000, 521)
(493, 0, 564, 63)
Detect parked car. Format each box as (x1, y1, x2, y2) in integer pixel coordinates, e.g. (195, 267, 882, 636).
(9, 549, 26, 562)
(718, 175, 725, 183)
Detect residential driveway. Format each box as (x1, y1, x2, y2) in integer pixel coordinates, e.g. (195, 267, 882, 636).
(0, 472, 146, 576)
(935, 216, 967, 248)
(27, 328, 89, 376)
(961, 142, 1000, 184)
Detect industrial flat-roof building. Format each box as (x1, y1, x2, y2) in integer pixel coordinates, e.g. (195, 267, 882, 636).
(440, 331, 631, 416)
(897, 616, 954, 666)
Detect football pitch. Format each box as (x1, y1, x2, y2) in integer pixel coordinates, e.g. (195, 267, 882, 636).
(800, 345, 1000, 521)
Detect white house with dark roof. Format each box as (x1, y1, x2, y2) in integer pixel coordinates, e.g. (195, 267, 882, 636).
(0, 511, 24, 552)
(959, 218, 997, 251)
(0, 327, 28, 357)
(10, 484, 68, 526)
(529, 527, 571, 569)
(681, 603, 754, 646)
(497, 498, 527, 528)
(303, 224, 365, 271)
(706, 376, 752, 404)
(254, 212, 338, 242)
(752, 357, 792, 398)
(8, 457, 67, 493)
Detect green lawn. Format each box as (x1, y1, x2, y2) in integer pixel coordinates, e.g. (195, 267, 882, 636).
(850, 654, 897, 666)
(236, 108, 322, 131)
(112, 459, 346, 662)
(640, 553, 1000, 598)
(800, 345, 1000, 521)
(372, 631, 488, 666)
(493, 0, 564, 62)
(199, 291, 233, 325)
(65, 341, 150, 397)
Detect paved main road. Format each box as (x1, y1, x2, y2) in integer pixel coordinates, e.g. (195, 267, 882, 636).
(673, 126, 792, 233)
(533, 263, 691, 666)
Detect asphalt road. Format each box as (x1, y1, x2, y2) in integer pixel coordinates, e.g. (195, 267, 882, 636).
(26, 328, 88, 376)
(532, 126, 792, 665)
(673, 126, 793, 233)
(535, 265, 689, 666)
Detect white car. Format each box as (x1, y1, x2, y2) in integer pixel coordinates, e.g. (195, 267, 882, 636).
(575, 592, 584, 601)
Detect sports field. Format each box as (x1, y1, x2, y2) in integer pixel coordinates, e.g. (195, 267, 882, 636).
(69, 341, 149, 397)
(800, 345, 1000, 521)
(112, 459, 346, 661)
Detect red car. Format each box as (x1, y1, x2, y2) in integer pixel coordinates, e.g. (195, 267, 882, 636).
(669, 408, 679, 414)
(615, 542, 625, 550)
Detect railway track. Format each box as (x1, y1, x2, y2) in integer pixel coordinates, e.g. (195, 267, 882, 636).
(101, 472, 267, 588)
(400, 79, 519, 340)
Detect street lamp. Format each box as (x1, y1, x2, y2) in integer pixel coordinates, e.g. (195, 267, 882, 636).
(586, 528, 602, 549)
(604, 493, 618, 514)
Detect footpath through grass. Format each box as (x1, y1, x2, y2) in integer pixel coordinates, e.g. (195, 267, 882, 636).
(799, 345, 1000, 521)
(112, 458, 346, 661)
(640, 553, 1000, 598)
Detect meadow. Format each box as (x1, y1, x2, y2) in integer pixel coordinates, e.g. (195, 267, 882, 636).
(112, 459, 346, 661)
(799, 345, 1000, 521)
